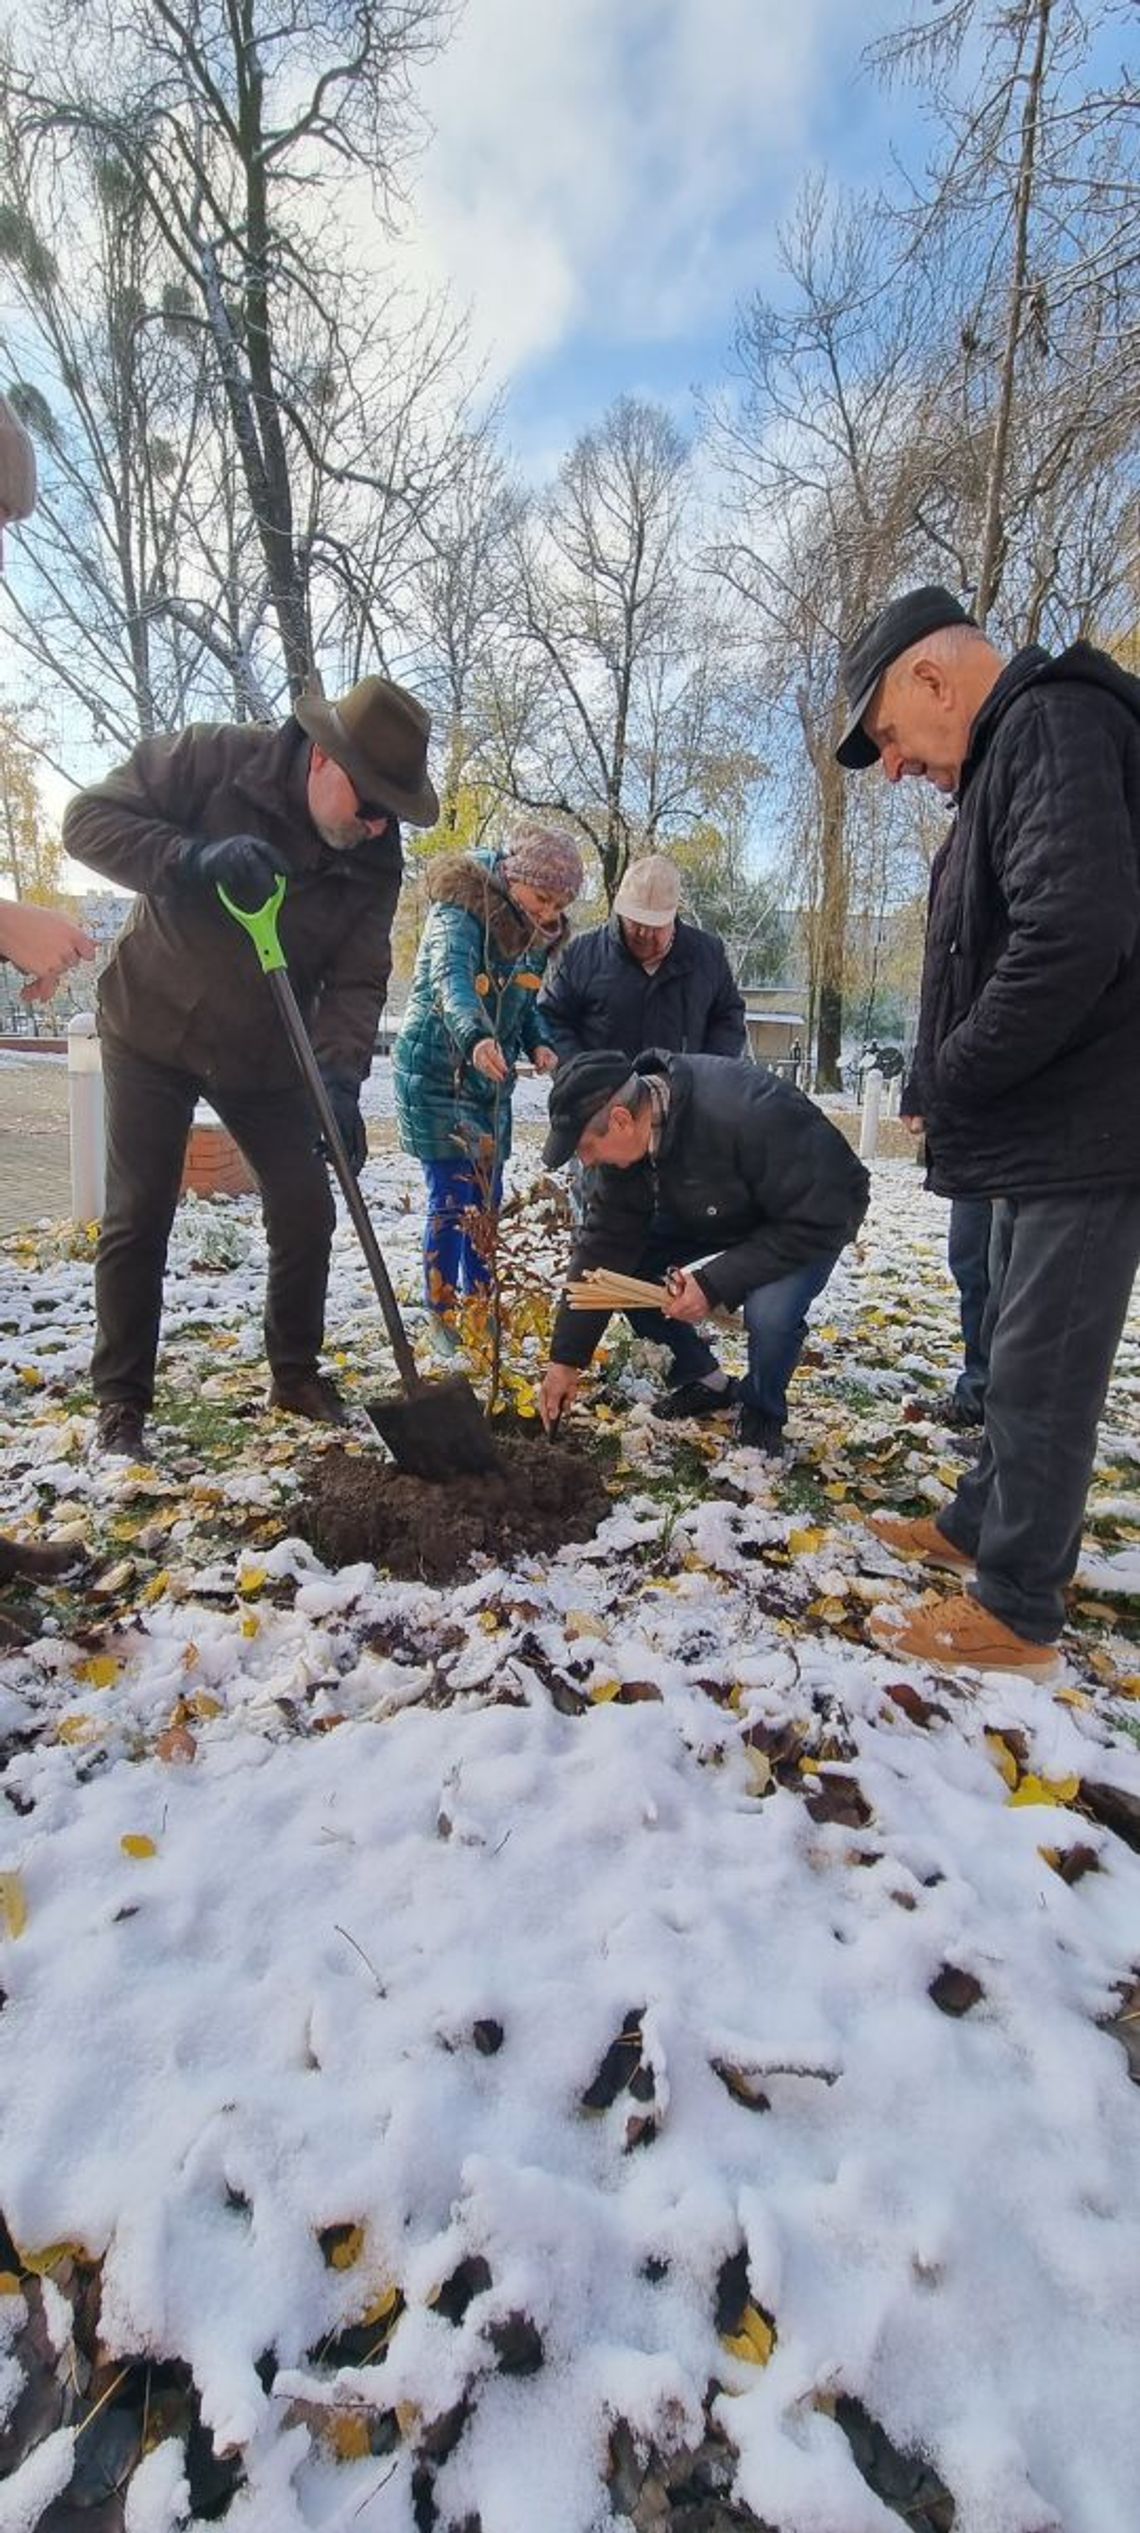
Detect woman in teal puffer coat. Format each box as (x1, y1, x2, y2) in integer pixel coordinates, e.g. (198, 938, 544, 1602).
(394, 824, 584, 1336)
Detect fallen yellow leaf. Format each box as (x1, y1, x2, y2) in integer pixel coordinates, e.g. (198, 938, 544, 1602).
(788, 1526, 827, 1556)
(721, 2303, 777, 2365)
(984, 1730, 1020, 1790)
(1008, 1773, 1080, 1809)
(120, 1833, 157, 1859)
(590, 1678, 622, 1703)
(326, 2412, 371, 2462)
(16, 2239, 88, 2276)
(0, 1872, 28, 1939)
(237, 1566, 266, 1598)
(78, 1656, 121, 1690)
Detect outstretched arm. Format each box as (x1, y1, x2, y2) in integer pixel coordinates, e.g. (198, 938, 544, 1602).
(0, 902, 96, 1004)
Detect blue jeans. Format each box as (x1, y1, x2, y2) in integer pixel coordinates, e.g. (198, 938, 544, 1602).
(621, 1214, 842, 1423)
(421, 1156, 503, 1310)
(948, 1194, 993, 1412)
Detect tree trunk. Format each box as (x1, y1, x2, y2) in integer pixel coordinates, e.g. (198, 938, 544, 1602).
(974, 0, 1052, 625)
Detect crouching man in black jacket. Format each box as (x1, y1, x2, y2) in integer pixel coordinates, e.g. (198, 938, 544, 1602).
(836, 584, 1140, 1681)
(538, 1050, 869, 1455)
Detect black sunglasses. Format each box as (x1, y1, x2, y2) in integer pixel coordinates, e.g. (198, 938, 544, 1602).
(353, 791, 390, 827)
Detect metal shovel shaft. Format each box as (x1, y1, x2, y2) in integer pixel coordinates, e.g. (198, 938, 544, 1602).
(265, 966, 422, 1397)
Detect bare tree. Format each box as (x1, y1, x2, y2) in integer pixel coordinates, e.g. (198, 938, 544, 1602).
(2, 0, 471, 723)
(705, 181, 961, 1086)
(492, 396, 754, 902)
(873, 0, 1140, 634)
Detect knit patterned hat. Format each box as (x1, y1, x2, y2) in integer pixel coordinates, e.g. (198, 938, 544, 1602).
(503, 823, 584, 904)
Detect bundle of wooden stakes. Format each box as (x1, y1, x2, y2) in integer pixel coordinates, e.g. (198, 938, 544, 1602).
(565, 1267, 672, 1311)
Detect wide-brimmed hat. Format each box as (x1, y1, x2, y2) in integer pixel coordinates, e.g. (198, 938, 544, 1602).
(295, 673, 439, 826)
(613, 853, 681, 928)
(542, 1049, 637, 1171)
(836, 586, 977, 770)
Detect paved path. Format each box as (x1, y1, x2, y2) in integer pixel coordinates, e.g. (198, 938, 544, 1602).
(0, 1056, 908, 1240)
(0, 1057, 72, 1233)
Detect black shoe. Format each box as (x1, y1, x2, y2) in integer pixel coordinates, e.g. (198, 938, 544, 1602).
(650, 1377, 738, 1422)
(928, 1389, 985, 1429)
(268, 1371, 348, 1426)
(96, 1402, 148, 1459)
(737, 1407, 785, 1457)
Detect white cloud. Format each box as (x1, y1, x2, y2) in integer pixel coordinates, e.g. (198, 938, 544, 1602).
(400, 0, 856, 381)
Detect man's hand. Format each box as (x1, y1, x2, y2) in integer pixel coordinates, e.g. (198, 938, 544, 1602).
(900, 1111, 924, 1138)
(539, 1363, 581, 1431)
(660, 1268, 709, 1325)
(0, 903, 96, 1002)
(472, 1037, 509, 1082)
(180, 833, 282, 908)
(532, 1044, 559, 1076)
(317, 1074, 367, 1175)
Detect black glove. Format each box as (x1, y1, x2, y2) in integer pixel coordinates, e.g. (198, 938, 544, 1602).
(179, 833, 282, 909)
(318, 1073, 366, 1176)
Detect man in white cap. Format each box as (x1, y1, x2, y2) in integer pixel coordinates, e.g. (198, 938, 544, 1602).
(538, 850, 748, 1416)
(539, 851, 746, 1070)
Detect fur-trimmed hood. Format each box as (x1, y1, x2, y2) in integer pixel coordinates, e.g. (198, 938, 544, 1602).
(427, 850, 570, 958)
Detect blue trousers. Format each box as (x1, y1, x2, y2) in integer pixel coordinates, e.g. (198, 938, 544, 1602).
(623, 1215, 843, 1425)
(421, 1156, 503, 1309)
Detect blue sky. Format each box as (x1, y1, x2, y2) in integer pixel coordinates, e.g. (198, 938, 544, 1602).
(398, 0, 917, 473)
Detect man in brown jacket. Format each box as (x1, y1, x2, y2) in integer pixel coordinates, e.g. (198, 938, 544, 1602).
(64, 678, 439, 1457)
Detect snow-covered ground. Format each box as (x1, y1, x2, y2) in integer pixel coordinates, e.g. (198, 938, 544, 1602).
(0, 1136, 1137, 2533)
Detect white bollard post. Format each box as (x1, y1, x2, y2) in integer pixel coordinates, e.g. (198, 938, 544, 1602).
(68, 1012, 105, 1222)
(859, 1065, 883, 1161)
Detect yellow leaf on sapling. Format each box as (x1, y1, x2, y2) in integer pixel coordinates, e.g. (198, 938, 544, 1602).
(237, 1566, 266, 1597)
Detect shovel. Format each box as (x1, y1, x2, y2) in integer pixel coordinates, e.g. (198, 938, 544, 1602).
(220, 876, 503, 1483)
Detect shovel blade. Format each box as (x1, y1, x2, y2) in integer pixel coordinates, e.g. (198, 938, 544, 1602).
(365, 1374, 504, 1483)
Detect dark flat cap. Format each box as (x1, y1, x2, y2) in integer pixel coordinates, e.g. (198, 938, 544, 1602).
(836, 586, 976, 769)
(542, 1049, 637, 1170)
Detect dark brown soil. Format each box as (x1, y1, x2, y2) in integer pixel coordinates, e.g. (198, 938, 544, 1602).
(296, 1427, 612, 1581)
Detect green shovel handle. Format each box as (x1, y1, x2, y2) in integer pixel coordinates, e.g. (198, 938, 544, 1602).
(216, 872, 288, 974)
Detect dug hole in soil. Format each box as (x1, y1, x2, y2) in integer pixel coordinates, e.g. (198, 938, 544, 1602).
(296, 1415, 612, 1581)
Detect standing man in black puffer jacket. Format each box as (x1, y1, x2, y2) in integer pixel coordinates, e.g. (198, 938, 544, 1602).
(836, 585, 1140, 1681)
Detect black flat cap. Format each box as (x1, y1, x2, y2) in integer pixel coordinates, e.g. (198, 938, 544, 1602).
(836, 585, 976, 769)
(542, 1050, 637, 1170)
